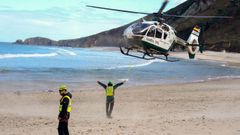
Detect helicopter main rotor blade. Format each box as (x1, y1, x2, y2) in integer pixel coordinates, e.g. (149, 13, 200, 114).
(86, 5, 233, 19)
(86, 5, 150, 15)
(163, 14, 233, 19)
(158, 0, 169, 14)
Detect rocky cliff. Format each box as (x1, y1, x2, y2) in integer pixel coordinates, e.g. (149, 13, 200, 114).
(15, 0, 240, 52)
(16, 37, 57, 46)
(167, 0, 240, 52)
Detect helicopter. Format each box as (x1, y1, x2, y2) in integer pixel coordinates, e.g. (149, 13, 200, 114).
(87, 0, 232, 61)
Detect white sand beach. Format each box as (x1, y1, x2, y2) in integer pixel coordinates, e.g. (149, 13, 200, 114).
(0, 78, 240, 135)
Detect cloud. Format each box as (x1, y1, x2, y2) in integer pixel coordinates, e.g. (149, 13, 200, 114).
(0, 5, 12, 10)
(0, 0, 187, 42)
(29, 19, 54, 26)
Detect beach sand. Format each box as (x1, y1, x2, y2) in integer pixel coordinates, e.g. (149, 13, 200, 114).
(0, 78, 240, 135)
(0, 51, 240, 135)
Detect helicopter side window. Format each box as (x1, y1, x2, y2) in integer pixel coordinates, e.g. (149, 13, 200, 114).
(132, 23, 151, 35)
(156, 29, 162, 39)
(162, 25, 170, 31)
(140, 30, 147, 35)
(147, 27, 156, 37)
(164, 33, 168, 39)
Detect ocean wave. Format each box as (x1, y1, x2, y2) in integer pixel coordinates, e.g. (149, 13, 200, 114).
(54, 48, 77, 56)
(0, 47, 77, 59)
(187, 76, 240, 84)
(207, 75, 240, 80)
(0, 53, 58, 59)
(0, 69, 11, 73)
(118, 78, 129, 82)
(106, 59, 165, 70)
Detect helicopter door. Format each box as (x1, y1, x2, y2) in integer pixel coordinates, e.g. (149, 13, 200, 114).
(144, 26, 156, 44)
(154, 29, 171, 52)
(142, 26, 172, 53)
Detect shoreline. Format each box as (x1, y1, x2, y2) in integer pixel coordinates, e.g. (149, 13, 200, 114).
(0, 47, 239, 94)
(171, 51, 240, 68)
(1, 75, 240, 94)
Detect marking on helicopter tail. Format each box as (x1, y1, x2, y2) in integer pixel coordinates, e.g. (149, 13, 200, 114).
(193, 28, 200, 33)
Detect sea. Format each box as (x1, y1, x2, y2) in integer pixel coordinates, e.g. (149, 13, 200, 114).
(0, 42, 240, 92)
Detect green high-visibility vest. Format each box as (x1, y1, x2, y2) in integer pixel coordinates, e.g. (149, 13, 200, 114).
(59, 95, 72, 113)
(106, 86, 114, 96)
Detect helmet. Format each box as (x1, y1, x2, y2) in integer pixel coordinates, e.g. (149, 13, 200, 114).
(59, 84, 67, 91)
(108, 81, 113, 86)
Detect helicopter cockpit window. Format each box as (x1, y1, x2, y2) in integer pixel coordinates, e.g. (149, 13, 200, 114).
(147, 27, 156, 37)
(132, 23, 151, 35)
(156, 29, 162, 39)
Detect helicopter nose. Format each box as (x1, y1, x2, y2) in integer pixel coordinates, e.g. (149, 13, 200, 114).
(123, 26, 134, 39)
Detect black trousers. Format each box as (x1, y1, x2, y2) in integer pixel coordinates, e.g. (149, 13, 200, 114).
(106, 101, 114, 117)
(58, 121, 69, 135)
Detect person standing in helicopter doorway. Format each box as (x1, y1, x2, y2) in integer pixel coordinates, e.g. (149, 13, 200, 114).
(97, 80, 126, 118)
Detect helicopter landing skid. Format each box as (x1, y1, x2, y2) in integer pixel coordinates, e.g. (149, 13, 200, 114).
(120, 46, 179, 62)
(120, 46, 155, 60)
(149, 55, 179, 62)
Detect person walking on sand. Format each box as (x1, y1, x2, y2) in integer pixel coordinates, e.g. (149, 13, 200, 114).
(58, 85, 72, 135)
(97, 80, 126, 118)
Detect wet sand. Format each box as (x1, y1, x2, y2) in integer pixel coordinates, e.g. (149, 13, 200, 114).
(172, 51, 240, 67)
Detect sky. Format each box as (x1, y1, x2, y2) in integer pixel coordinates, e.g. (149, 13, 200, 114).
(0, 0, 186, 42)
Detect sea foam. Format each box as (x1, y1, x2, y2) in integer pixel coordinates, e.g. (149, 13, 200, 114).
(54, 48, 77, 56)
(0, 53, 58, 59)
(0, 47, 78, 59)
(106, 59, 165, 70)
